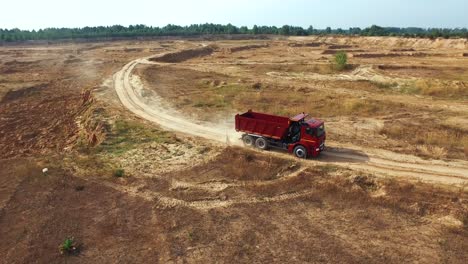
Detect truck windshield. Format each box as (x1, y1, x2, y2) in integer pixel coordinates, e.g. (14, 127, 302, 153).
(306, 124, 325, 137)
(316, 124, 325, 137)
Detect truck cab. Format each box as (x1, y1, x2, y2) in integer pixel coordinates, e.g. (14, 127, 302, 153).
(285, 114, 326, 158)
(287, 119, 326, 158)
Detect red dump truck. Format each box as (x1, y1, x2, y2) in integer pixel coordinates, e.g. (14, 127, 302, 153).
(235, 110, 326, 158)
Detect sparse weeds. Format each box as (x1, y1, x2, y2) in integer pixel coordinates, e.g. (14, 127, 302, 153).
(73, 154, 114, 176)
(59, 237, 78, 255)
(352, 175, 378, 191)
(399, 84, 421, 94)
(416, 145, 448, 159)
(372, 81, 399, 90)
(99, 120, 175, 156)
(395, 80, 468, 98)
(342, 98, 378, 114)
(380, 122, 468, 159)
(197, 146, 211, 154)
(187, 230, 199, 242)
(317, 164, 339, 174)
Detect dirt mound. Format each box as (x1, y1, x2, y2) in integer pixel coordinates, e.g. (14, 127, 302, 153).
(353, 52, 441, 58)
(223, 44, 268, 53)
(64, 55, 82, 64)
(288, 42, 323, 47)
(1, 85, 46, 102)
(322, 49, 365, 55)
(292, 36, 468, 50)
(0, 84, 82, 158)
(328, 44, 354, 49)
(123, 47, 144, 53)
(377, 65, 431, 70)
(391, 48, 415, 52)
(0, 60, 39, 74)
(149, 46, 216, 63)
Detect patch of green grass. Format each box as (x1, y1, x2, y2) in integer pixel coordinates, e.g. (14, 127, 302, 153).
(399, 84, 421, 94)
(192, 83, 248, 110)
(371, 81, 399, 90)
(98, 120, 175, 156)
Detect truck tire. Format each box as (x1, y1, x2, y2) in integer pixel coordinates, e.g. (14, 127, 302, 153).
(243, 135, 254, 147)
(293, 145, 307, 159)
(255, 137, 268, 150)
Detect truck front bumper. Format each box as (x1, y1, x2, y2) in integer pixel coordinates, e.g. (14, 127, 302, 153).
(316, 142, 325, 152)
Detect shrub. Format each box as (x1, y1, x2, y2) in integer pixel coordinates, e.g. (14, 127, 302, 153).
(113, 168, 125, 177)
(334, 52, 348, 70)
(59, 237, 77, 255)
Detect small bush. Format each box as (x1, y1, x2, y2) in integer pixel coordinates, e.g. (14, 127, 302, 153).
(59, 237, 77, 255)
(334, 52, 348, 71)
(252, 82, 262, 90)
(113, 168, 125, 177)
(352, 175, 378, 191)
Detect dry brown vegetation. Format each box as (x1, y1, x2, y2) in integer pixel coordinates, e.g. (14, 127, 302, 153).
(2, 148, 466, 263)
(380, 121, 468, 159)
(1, 37, 468, 263)
(138, 37, 468, 160)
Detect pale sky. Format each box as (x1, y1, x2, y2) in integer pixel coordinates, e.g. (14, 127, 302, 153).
(2, 0, 468, 30)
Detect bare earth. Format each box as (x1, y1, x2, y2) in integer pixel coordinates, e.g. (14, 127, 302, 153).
(114, 46, 468, 186)
(0, 36, 467, 263)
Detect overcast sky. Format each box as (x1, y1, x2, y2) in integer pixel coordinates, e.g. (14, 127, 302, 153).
(2, 0, 468, 30)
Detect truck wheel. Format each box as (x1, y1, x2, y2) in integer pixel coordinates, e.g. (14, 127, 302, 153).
(255, 137, 268, 150)
(293, 145, 307, 159)
(243, 135, 254, 147)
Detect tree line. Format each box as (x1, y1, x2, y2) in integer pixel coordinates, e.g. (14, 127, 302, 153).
(1, 24, 467, 42)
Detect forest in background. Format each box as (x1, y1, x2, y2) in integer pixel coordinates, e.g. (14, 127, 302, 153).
(1, 24, 468, 42)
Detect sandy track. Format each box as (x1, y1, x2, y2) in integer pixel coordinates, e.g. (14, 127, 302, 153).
(113, 56, 468, 186)
(114, 57, 241, 143)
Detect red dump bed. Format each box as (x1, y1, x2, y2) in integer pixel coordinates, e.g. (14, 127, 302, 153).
(235, 111, 290, 139)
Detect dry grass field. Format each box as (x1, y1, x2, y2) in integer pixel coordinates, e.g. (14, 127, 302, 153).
(0, 36, 467, 263)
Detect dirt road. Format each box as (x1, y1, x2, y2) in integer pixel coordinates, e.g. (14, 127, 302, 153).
(113, 56, 468, 186)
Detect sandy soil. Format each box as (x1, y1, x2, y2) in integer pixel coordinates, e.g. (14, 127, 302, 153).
(113, 50, 468, 186)
(1, 36, 467, 263)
